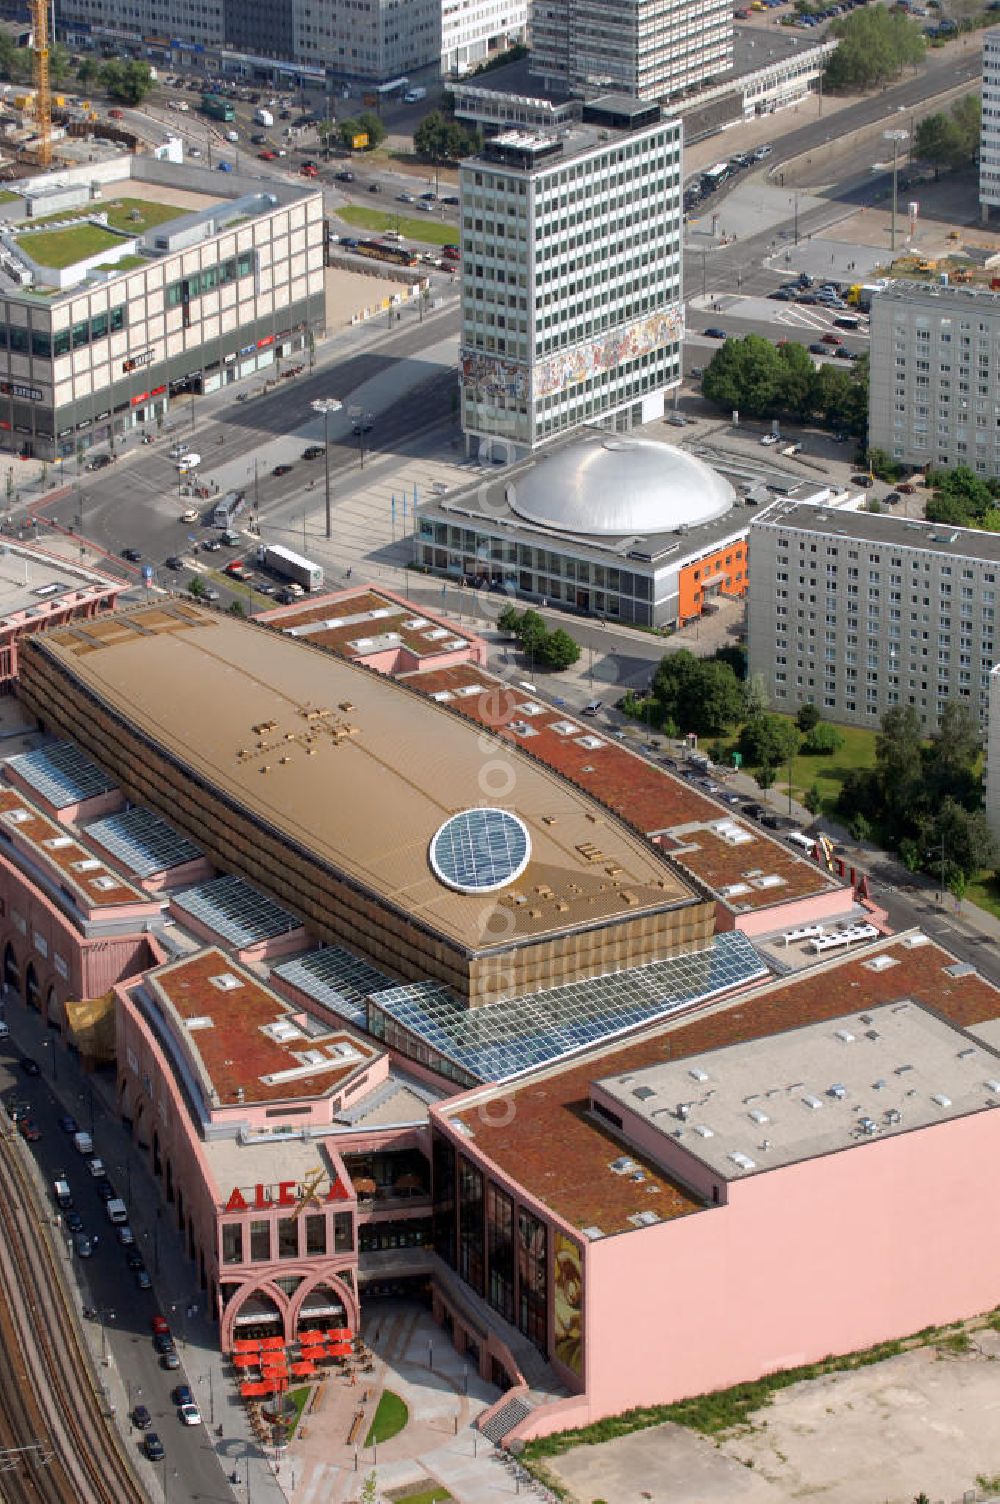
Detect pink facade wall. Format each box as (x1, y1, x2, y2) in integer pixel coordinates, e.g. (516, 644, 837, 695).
(734, 884, 862, 938)
(518, 1107, 1000, 1437)
(0, 853, 159, 1025)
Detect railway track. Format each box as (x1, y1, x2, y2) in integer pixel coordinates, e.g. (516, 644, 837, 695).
(0, 1128, 148, 1503)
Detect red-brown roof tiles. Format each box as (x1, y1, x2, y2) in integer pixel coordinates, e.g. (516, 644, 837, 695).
(0, 785, 148, 912)
(454, 937, 1000, 1235)
(403, 665, 838, 909)
(151, 949, 376, 1106)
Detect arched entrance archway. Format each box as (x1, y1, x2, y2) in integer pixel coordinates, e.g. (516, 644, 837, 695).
(152, 1130, 162, 1178)
(4, 942, 19, 993)
(290, 1271, 359, 1339)
(45, 985, 59, 1029)
(222, 1284, 287, 1351)
(24, 962, 40, 1012)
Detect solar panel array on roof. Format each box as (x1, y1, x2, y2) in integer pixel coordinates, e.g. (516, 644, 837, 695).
(85, 806, 202, 879)
(367, 930, 768, 1085)
(172, 874, 301, 949)
(272, 946, 396, 1027)
(8, 741, 117, 809)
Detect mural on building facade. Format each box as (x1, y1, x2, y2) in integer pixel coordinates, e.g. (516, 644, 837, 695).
(553, 1231, 583, 1376)
(533, 305, 684, 400)
(460, 350, 530, 401)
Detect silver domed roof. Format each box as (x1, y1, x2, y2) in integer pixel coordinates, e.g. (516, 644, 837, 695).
(507, 435, 736, 536)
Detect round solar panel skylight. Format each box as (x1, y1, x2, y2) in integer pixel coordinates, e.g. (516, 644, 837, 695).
(429, 808, 531, 894)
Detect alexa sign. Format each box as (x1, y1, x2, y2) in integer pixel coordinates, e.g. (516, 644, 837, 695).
(224, 1174, 350, 1213)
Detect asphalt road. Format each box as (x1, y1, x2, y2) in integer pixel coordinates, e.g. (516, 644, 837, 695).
(0, 1039, 231, 1504)
(34, 303, 461, 596)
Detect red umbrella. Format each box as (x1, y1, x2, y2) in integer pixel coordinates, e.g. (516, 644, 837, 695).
(325, 1327, 353, 1341)
(297, 1330, 325, 1346)
(261, 1335, 286, 1351)
(262, 1364, 289, 1377)
(325, 1342, 353, 1357)
(240, 1380, 268, 1398)
(291, 1360, 316, 1377)
(233, 1353, 259, 1370)
(233, 1338, 262, 1353)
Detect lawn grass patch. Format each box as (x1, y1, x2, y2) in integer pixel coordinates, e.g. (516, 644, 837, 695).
(365, 1389, 408, 1446)
(966, 871, 1000, 922)
(16, 223, 121, 268)
(337, 205, 456, 245)
(656, 712, 878, 818)
(21, 197, 187, 233)
(283, 1385, 311, 1433)
(392, 1488, 451, 1504)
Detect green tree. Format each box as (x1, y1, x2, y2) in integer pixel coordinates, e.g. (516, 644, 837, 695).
(538, 627, 580, 671)
(76, 56, 101, 88)
(924, 700, 982, 808)
(738, 713, 800, 770)
(515, 608, 547, 657)
(796, 702, 821, 733)
(100, 60, 153, 106)
(926, 464, 995, 528)
(356, 109, 387, 149)
(337, 116, 362, 150)
(823, 3, 925, 91)
(690, 660, 746, 736)
(652, 649, 702, 723)
(803, 782, 823, 816)
(701, 334, 783, 419)
(713, 643, 747, 680)
(813, 363, 856, 432)
(776, 340, 818, 423)
(49, 44, 72, 86)
(742, 671, 769, 719)
(413, 110, 479, 164)
(932, 799, 997, 881)
(755, 764, 777, 792)
(802, 722, 844, 754)
(187, 575, 205, 598)
(915, 94, 980, 177)
(497, 603, 520, 634)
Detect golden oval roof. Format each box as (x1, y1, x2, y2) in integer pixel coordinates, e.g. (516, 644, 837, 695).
(29, 603, 694, 950)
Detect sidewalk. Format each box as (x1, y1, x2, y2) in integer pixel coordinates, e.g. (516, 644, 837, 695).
(2, 997, 288, 1504)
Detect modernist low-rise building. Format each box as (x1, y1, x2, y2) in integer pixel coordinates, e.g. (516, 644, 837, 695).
(0, 541, 122, 688)
(0, 156, 323, 460)
(417, 431, 752, 627)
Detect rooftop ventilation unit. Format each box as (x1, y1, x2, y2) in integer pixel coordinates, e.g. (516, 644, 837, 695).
(827, 1083, 846, 1100)
(728, 1151, 756, 1171)
(931, 1093, 952, 1108)
(209, 973, 243, 992)
(802, 1094, 823, 1110)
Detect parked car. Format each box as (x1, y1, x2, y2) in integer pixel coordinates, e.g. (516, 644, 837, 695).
(820, 332, 843, 346)
(259, 149, 276, 160)
(397, 191, 414, 202)
(808, 342, 829, 355)
(335, 169, 354, 182)
(65, 1210, 84, 1232)
(165, 556, 184, 571)
(883, 490, 902, 504)
(126, 1249, 145, 1271)
(161, 1351, 181, 1370)
(74, 1232, 93, 1258)
(153, 1332, 175, 1356)
(136, 1270, 152, 1290)
(121, 548, 142, 562)
(302, 445, 324, 460)
(58, 1114, 79, 1134)
(759, 433, 779, 446)
(704, 327, 727, 339)
(179, 1402, 202, 1426)
(19, 1119, 41, 1141)
(86, 453, 114, 471)
(272, 463, 293, 477)
(144, 1434, 165, 1461)
(94, 1178, 115, 1201)
(368, 181, 381, 193)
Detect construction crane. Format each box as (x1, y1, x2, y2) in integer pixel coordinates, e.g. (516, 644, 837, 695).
(29, 0, 52, 168)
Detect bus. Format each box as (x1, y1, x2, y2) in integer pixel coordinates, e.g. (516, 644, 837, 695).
(700, 162, 729, 192)
(201, 94, 236, 122)
(212, 489, 246, 529)
(353, 239, 419, 268)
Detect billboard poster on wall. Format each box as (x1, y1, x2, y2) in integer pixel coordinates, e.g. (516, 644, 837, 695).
(553, 1232, 583, 1376)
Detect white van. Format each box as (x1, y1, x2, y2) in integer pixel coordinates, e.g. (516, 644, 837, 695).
(73, 1130, 93, 1155)
(106, 1197, 128, 1225)
(787, 830, 817, 854)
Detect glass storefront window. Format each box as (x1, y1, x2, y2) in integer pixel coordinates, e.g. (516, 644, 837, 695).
(221, 1221, 243, 1265)
(487, 1185, 514, 1323)
(432, 1131, 457, 1269)
(305, 1214, 326, 1256)
(334, 1212, 353, 1253)
(517, 1209, 547, 1352)
(458, 1158, 485, 1296)
(277, 1217, 299, 1259)
(250, 1219, 270, 1261)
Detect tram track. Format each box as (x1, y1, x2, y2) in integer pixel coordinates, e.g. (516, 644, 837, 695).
(0, 1128, 148, 1503)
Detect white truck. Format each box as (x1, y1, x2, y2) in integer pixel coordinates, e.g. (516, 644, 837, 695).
(404, 86, 426, 103)
(106, 1197, 128, 1226)
(254, 107, 274, 127)
(73, 1130, 93, 1155)
(257, 543, 324, 592)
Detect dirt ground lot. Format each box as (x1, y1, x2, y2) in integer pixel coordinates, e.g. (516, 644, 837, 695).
(549, 1332, 1000, 1504)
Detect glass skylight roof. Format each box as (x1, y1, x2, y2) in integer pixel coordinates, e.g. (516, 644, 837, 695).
(9, 741, 117, 809)
(172, 875, 301, 949)
(429, 808, 531, 893)
(86, 807, 202, 879)
(367, 930, 768, 1084)
(272, 946, 396, 1028)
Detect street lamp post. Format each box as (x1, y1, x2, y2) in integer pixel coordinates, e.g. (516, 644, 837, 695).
(311, 398, 343, 541)
(883, 129, 908, 255)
